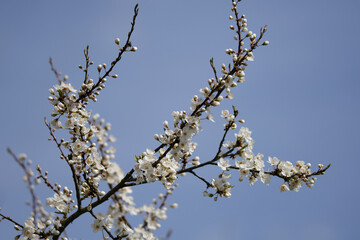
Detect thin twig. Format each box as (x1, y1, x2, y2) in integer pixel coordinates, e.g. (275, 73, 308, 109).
(44, 119, 82, 209)
(49, 57, 62, 84)
(6, 148, 37, 221)
(189, 170, 212, 188)
(77, 4, 139, 104)
(0, 212, 24, 228)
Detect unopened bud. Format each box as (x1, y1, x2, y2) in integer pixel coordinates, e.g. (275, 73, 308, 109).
(211, 101, 220, 106)
(170, 203, 178, 209)
(154, 134, 159, 141)
(14, 225, 21, 231)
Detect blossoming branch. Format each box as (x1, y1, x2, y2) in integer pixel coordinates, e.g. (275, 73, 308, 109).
(0, 1, 330, 239)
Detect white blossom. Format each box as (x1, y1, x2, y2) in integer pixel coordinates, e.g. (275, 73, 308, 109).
(218, 158, 230, 171)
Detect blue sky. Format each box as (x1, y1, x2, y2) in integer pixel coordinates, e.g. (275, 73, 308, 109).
(1, 0, 359, 239)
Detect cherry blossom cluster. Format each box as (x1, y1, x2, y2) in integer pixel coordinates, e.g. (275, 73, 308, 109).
(0, 1, 330, 240)
(88, 186, 176, 240)
(134, 111, 202, 188)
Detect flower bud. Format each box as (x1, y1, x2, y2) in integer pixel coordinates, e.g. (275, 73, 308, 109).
(216, 96, 223, 102)
(14, 225, 21, 231)
(18, 154, 27, 161)
(154, 134, 159, 141)
(114, 38, 120, 45)
(170, 203, 178, 209)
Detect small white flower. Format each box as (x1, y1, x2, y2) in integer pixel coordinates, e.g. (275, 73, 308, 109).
(260, 172, 271, 185)
(280, 183, 289, 192)
(279, 161, 294, 177)
(221, 110, 230, 119)
(268, 156, 280, 166)
(246, 52, 254, 61)
(91, 218, 103, 233)
(71, 139, 88, 155)
(217, 158, 230, 171)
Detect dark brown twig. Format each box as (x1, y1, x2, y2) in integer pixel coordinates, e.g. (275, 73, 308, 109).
(77, 4, 139, 104)
(189, 170, 212, 188)
(0, 212, 24, 229)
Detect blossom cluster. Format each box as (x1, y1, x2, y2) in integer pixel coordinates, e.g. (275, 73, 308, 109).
(0, 1, 329, 240)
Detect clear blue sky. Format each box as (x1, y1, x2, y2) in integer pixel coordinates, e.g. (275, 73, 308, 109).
(1, 0, 359, 239)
